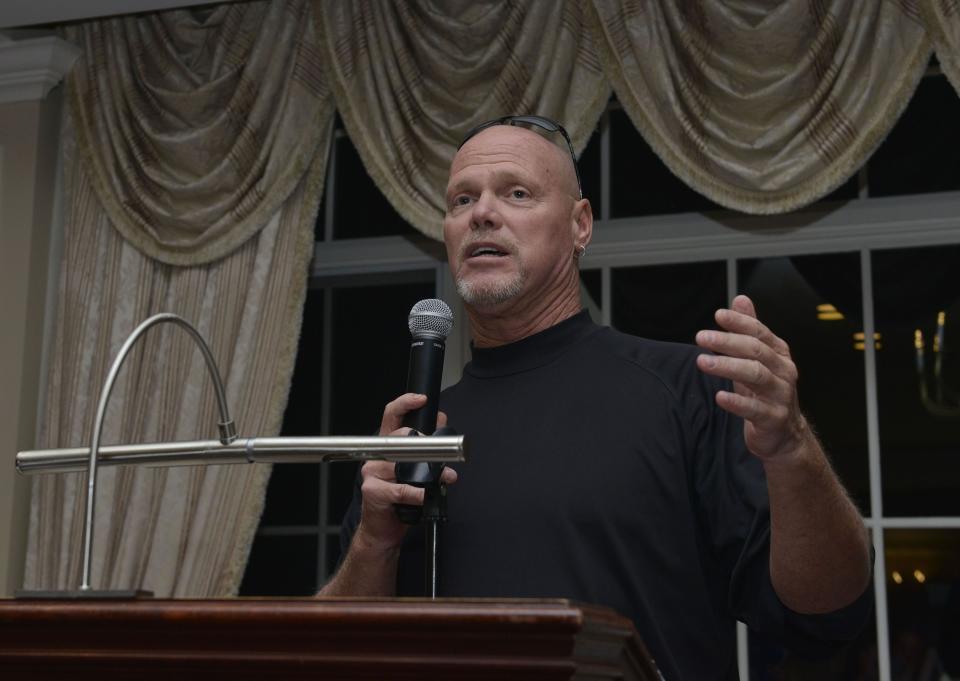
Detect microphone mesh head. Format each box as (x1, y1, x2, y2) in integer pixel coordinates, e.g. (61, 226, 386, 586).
(408, 299, 453, 339)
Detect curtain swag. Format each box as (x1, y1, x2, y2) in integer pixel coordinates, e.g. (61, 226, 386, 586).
(587, 0, 931, 214)
(313, 0, 942, 226)
(312, 0, 611, 240)
(921, 0, 960, 99)
(68, 0, 333, 265)
(67, 0, 960, 250)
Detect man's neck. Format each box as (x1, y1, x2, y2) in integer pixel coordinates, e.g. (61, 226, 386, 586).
(466, 285, 582, 348)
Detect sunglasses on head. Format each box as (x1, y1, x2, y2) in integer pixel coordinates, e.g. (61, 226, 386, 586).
(457, 115, 583, 200)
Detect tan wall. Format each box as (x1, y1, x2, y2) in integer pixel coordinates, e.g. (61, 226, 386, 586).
(0, 87, 63, 596)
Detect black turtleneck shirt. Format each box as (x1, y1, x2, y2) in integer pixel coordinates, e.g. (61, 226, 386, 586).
(340, 311, 871, 680)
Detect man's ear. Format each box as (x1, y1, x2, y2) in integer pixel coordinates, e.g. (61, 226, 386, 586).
(571, 198, 593, 249)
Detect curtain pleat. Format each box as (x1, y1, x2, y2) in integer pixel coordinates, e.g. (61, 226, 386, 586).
(24, 0, 334, 596)
(68, 0, 331, 265)
(922, 0, 960, 98)
(313, 0, 610, 239)
(587, 0, 931, 213)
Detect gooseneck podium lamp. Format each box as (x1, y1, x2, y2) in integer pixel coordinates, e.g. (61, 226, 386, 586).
(16, 313, 466, 598)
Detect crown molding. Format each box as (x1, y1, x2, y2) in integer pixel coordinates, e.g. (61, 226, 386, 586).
(0, 36, 79, 104)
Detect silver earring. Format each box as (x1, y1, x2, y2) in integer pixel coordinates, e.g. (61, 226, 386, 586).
(574, 244, 586, 258)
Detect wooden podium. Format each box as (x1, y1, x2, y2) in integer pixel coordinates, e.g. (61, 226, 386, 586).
(0, 598, 660, 680)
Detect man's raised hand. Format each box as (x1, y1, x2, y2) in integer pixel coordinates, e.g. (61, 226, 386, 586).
(695, 295, 811, 462)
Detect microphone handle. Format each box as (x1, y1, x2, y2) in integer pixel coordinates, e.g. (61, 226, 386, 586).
(402, 337, 445, 435)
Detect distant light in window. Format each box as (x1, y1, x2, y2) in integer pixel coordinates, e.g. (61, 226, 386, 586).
(914, 569, 926, 584)
(892, 571, 903, 584)
(853, 332, 882, 351)
(918, 312, 948, 354)
(817, 303, 844, 321)
(934, 311, 946, 353)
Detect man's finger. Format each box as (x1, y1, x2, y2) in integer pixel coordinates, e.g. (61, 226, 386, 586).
(437, 411, 449, 428)
(440, 466, 458, 485)
(696, 354, 791, 402)
(387, 427, 416, 437)
(714, 308, 791, 357)
(696, 330, 778, 365)
(362, 475, 426, 507)
(392, 483, 426, 506)
(379, 393, 428, 435)
(714, 389, 786, 426)
(695, 330, 797, 384)
(731, 294, 757, 318)
(361, 460, 397, 482)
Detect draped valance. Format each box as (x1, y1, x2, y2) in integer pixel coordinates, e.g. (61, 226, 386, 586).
(67, 0, 333, 265)
(313, 0, 610, 239)
(313, 0, 938, 229)
(63, 0, 960, 252)
(589, 0, 930, 213)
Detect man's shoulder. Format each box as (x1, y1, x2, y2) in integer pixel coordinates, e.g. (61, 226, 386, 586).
(580, 325, 729, 408)
(440, 322, 715, 402)
(588, 325, 704, 376)
(591, 324, 698, 357)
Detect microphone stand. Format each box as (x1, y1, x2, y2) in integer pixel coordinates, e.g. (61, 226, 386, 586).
(422, 478, 445, 599)
(395, 433, 452, 600)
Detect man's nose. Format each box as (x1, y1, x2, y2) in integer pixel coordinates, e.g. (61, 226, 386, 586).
(470, 192, 501, 231)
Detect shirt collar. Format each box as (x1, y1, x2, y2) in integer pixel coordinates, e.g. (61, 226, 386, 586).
(465, 309, 598, 378)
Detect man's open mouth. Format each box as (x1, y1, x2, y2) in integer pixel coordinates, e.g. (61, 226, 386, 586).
(467, 244, 509, 258)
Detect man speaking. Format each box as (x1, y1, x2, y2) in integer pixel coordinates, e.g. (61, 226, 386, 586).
(318, 116, 872, 679)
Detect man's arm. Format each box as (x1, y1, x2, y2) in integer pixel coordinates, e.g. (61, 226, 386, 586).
(695, 295, 871, 615)
(317, 394, 457, 597)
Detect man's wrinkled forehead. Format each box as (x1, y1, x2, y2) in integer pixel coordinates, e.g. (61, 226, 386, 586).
(454, 124, 566, 162)
(447, 125, 577, 192)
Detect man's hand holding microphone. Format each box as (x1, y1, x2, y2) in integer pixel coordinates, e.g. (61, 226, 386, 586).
(317, 300, 458, 597)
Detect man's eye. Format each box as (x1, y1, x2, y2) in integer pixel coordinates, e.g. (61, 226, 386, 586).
(511, 189, 529, 199)
(454, 196, 472, 206)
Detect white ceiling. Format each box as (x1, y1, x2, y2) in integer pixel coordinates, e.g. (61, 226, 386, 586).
(0, 0, 246, 30)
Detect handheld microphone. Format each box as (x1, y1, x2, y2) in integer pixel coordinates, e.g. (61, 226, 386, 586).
(396, 299, 453, 527)
(401, 299, 453, 434)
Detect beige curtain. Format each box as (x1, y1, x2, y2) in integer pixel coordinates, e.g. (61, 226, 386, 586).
(24, 0, 334, 596)
(587, 0, 931, 214)
(68, 0, 331, 267)
(922, 0, 960, 96)
(312, 0, 946, 232)
(313, 0, 610, 240)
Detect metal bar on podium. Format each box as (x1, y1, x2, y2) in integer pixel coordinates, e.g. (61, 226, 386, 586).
(17, 436, 466, 474)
